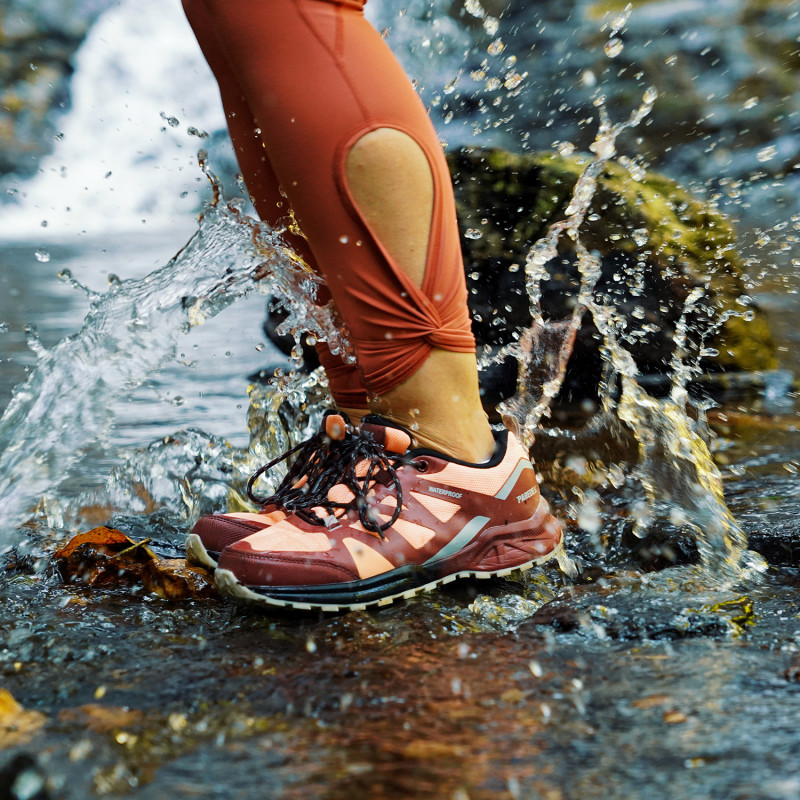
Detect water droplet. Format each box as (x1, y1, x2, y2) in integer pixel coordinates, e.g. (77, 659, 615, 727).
(339, 235, 349, 244)
(743, 96, 759, 110)
(487, 38, 505, 56)
(35, 250, 50, 263)
(757, 145, 778, 163)
(605, 38, 624, 58)
(642, 86, 658, 104)
(160, 112, 180, 128)
(483, 16, 499, 35)
(632, 228, 649, 246)
(665, 55, 678, 66)
(464, 0, 486, 18)
(465, 228, 483, 239)
(504, 71, 525, 90)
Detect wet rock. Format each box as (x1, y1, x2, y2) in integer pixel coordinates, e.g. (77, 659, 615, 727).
(450, 147, 776, 401)
(521, 578, 755, 640)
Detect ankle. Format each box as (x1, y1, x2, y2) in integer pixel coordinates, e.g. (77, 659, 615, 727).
(335, 406, 369, 428)
(375, 409, 495, 463)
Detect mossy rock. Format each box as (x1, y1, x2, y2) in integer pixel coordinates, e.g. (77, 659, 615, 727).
(447, 147, 777, 402)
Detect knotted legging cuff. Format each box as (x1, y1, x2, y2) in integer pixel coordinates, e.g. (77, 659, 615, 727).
(183, 0, 475, 405)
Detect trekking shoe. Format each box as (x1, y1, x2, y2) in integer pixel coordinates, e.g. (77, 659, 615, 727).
(214, 415, 564, 611)
(185, 412, 354, 569)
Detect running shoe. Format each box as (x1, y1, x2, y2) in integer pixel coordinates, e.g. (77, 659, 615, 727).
(214, 415, 564, 611)
(185, 412, 353, 569)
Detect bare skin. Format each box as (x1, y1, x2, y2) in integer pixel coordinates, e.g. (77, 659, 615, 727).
(345, 128, 495, 463)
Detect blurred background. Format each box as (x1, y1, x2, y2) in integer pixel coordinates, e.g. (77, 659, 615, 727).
(1, 0, 800, 235)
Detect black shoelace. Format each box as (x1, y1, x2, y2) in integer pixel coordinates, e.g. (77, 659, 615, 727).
(247, 423, 420, 537)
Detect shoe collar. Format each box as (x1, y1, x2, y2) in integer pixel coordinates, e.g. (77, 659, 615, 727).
(359, 414, 509, 468)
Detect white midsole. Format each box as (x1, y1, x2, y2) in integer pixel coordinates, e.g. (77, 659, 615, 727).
(185, 533, 219, 570)
(213, 539, 565, 613)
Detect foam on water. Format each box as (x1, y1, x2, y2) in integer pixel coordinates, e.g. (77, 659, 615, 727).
(0, 0, 221, 239)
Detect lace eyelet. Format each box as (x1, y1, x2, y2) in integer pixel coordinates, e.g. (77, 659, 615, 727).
(413, 459, 429, 473)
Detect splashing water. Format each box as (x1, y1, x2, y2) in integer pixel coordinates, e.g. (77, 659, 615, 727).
(497, 87, 764, 583)
(501, 86, 659, 437)
(0, 159, 348, 540)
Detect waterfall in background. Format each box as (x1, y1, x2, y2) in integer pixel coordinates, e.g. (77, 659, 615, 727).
(0, 0, 226, 239)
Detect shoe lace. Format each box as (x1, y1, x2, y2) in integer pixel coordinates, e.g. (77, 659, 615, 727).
(247, 424, 418, 538)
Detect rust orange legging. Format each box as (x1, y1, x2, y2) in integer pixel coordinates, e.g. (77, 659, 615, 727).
(182, 0, 475, 410)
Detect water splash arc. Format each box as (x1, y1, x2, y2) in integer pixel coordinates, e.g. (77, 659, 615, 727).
(0, 168, 346, 538)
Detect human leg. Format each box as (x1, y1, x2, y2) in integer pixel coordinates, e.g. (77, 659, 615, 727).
(182, 0, 564, 605)
(187, 0, 493, 463)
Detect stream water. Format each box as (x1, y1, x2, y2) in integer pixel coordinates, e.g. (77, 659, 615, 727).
(2, 1, 800, 798)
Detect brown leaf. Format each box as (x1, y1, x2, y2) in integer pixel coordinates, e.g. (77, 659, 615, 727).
(142, 559, 218, 600)
(0, 688, 46, 748)
(59, 704, 143, 734)
(54, 527, 217, 600)
(54, 527, 156, 587)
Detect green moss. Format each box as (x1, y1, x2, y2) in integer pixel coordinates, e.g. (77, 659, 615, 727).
(447, 147, 777, 376)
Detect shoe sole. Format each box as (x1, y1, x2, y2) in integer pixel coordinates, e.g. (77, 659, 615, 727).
(214, 535, 567, 613)
(185, 533, 220, 571)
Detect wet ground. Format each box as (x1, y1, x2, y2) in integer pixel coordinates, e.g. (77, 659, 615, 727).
(3, 529, 800, 799)
(2, 379, 800, 799)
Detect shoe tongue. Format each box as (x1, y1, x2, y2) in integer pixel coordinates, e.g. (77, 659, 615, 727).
(360, 416, 412, 454)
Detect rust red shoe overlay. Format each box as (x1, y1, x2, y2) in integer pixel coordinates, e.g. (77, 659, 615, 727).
(214, 417, 564, 611)
(186, 412, 354, 569)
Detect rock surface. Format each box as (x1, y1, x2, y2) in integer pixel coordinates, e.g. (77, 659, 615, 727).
(449, 147, 777, 401)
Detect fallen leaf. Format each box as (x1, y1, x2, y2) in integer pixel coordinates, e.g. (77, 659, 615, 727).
(142, 559, 217, 600)
(0, 688, 46, 747)
(59, 704, 143, 734)
(54, 527, 217, 600)
(54, 527, 156, 587)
